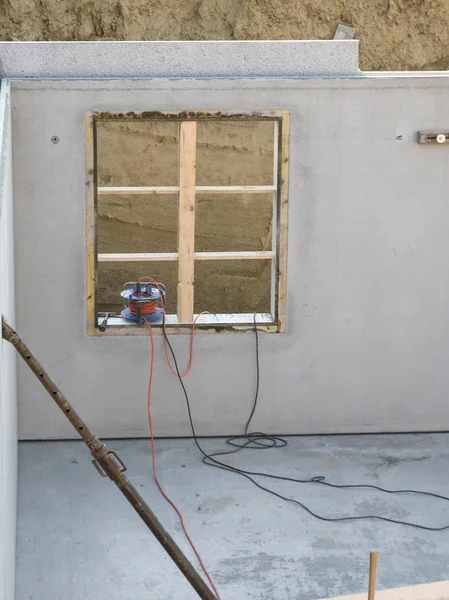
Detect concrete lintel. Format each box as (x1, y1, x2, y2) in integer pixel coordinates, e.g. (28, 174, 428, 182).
(0, 40, 360, 79)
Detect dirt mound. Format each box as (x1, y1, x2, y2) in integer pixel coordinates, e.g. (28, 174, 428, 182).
(1, 0, 449, 70)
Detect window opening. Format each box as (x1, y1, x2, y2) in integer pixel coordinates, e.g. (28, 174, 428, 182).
(86, 111, 289, 334)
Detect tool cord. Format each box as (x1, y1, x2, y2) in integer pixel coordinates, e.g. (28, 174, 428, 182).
(141, 276, 221, 600)
(162, 314, 449, 532)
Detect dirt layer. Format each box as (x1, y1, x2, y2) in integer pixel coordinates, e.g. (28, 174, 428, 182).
(1, 0, 449, 70)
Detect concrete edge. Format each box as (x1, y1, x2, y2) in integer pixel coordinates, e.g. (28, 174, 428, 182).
(0, 40, 360, 79)
(0, 80, 11, 205)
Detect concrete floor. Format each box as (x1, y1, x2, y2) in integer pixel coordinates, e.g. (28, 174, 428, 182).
(16, 434, 449, 600)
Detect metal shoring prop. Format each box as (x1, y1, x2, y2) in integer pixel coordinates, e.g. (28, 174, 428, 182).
(2, 317, 217, 600)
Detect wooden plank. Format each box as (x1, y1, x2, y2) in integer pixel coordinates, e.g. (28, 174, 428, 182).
(98, 253, 178, 262)
(319, 579, 449, 600)
(195, 185, 275, 194)
(194, 251, 274, 261)
(98, 185, 275, 195)
(177, 121, 197, 323)
(85, 111, 96, 335)
(368, 551, 378, 600)
(270, 120, 279, 318)
(277, 110, 290, 333)
(98, 186, 179, 195)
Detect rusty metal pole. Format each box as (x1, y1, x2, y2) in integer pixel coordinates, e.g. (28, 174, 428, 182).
(2, 317, 217, 600)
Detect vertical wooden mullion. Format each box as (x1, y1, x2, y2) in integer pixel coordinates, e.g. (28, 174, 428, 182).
(277, 110, 290, 332)
(270, 120, 279, 319)
(85, 112, 96, 334)
(177, 121, 197, 323)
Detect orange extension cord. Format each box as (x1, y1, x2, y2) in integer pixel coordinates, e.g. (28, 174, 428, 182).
(128, 296, 159, 317)
(129, 277, 206, 378)
(163, 310, 210, 378)
(138, 276, 221, 600)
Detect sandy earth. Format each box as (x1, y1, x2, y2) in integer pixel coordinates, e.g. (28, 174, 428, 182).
(2, 0, 448, 315)
(2, 0, 449, 70)
(96, 120, 274, 313)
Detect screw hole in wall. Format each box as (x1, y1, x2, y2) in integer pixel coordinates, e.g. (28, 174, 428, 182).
(51, 135, 60, 144)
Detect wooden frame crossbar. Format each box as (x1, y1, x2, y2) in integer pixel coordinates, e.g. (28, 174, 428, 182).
(98, 185, 276, 195)
(98, 185, 277, 196)
(98, 186, 179, 195)
(98, 251, 275, 262)
(86, 110, 290, 334)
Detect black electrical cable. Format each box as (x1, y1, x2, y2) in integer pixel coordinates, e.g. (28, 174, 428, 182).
(226, 320, 287, 451)
(161, 315, 449, 531)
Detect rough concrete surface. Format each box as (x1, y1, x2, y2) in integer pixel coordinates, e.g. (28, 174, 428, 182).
(16, 435, 449, 599)
(0, 40, 360, 78)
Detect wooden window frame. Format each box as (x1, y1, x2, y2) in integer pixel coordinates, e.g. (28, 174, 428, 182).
(85, 110, 290, 335)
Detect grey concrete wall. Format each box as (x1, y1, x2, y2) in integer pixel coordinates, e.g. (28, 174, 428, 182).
(0, 79, 17, 600)
(11, 75, 449, 440)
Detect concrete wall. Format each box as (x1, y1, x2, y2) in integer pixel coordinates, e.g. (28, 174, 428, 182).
(10, 71, 449, 440)
(0, 79, 17, 600)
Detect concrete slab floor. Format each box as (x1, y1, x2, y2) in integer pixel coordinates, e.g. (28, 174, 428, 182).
(16, 434, 449, 600)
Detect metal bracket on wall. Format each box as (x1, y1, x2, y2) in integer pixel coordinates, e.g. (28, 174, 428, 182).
(417, 131, 449, 144)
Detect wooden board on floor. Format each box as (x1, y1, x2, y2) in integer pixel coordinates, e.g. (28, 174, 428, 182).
(319, 580, 449, 600)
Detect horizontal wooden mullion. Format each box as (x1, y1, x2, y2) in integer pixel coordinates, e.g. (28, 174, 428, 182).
(98, 186, 179, 195)
(98, 185, 276, 195)
(195, 185, 276, 194)
(194, 251, 274, 260)
(98, 251, 274, 262)
(98, 253, 179, 262)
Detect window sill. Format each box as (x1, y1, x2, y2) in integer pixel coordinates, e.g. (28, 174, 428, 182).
(90, 313, 280, 335)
